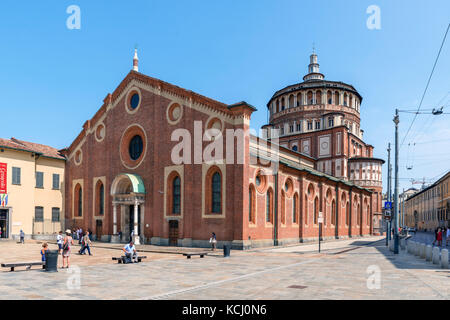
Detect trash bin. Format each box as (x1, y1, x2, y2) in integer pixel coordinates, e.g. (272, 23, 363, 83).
(45, 250, 58, 272)
(223, 245, 230, 257)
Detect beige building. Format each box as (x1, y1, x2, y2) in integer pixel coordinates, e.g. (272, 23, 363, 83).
(0, 138, 65, 239)
(405, 171, 450, 231)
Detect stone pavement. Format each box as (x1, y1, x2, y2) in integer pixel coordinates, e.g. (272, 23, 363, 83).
(0, 238, 448, 300)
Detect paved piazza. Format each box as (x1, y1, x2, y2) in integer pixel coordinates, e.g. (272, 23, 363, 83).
(0, 237, 448, 300)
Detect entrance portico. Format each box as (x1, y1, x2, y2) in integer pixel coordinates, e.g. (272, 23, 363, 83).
(110, 173, 146, 244)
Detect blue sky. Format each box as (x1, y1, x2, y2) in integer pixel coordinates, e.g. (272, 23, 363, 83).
(0, 0, 449, 193)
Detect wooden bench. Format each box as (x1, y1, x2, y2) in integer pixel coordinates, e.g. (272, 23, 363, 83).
(1, 262, 45, 272)
(112, 256, 147, 264)
(182, 253, 208, 259)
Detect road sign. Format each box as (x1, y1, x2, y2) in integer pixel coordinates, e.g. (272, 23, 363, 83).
(318, 212, 324, 224)
(384, 202, 392, 210)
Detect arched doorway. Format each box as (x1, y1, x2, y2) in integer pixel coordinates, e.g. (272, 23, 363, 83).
(110, 173, 146, 244)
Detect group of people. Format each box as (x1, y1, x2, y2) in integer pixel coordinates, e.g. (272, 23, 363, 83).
(433, 227, 450, 247)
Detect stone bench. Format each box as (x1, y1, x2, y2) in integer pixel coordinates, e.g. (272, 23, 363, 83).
(112, 256, 147, 264)
(182, 253, 208, 259)
(1, 262, 45, 272)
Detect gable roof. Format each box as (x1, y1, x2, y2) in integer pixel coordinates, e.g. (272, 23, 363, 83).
(0, 137, 65, 160)
(66, 70, 256, 154)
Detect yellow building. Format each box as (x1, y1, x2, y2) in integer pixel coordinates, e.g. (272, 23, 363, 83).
(0, 138, 65, 239)
(405, 171, 450, 231)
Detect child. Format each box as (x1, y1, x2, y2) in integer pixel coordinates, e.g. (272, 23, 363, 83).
(40, 243, 49, 262)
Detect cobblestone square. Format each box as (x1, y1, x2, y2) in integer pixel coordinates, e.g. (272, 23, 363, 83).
(0, 237, 448, 300)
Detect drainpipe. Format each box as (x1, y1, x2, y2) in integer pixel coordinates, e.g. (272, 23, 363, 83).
(335, 184, 339, 239)
(274, 172, 278, 246)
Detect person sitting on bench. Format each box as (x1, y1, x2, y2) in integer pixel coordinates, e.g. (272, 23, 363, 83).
(123, 241, 138, 263)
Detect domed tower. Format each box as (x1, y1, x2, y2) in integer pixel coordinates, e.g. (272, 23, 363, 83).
(263, 51, 384, 231)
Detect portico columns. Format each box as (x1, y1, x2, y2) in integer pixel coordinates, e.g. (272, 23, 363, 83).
(111, 202, 120, 243)
(133, 200, 140, 245)
(113, 203, 118, 235)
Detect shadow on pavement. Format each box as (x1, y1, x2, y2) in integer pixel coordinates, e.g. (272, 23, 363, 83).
(362, 238, 448, 270)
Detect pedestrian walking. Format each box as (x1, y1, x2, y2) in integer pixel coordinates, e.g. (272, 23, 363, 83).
(56, 231, 63, 254)
(19, 230, 25, 244)
(437, 228, 442, 247)
(210, 232, 217, 251)
(446, 227, 450, 246)
(79, 231, 93, 256)
(433, 227, 439, 245)
(61, 229, 74, 269)
(78, 228, 83, 244)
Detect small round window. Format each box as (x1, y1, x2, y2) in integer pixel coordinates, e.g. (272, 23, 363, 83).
(129, 135, 143, 160)
(130, 93, 140, 110)
(255, 176, 261, 187)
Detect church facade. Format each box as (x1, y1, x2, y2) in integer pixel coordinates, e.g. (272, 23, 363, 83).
(63, 50, 382, 249)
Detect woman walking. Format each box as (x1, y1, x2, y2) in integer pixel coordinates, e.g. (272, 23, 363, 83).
(61, 230, 74, 269)
(210, 232, 217, 251)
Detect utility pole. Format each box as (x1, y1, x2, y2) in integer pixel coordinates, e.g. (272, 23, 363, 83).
(393, 109, 400, 254)
(386, 143, 391, 246)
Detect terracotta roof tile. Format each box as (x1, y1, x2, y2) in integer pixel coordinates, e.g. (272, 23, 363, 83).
(0, 137, 65, 160)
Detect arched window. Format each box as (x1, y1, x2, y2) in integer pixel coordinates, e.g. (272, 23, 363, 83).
(173, 176, 181, 214)
(289, 95, 294, 108)
(211, 172, 221, 213)
(293, 193, 298, 223)
(305, 194, 309, 225)
(331, 200, 336, 225)
(357, 203, 361, 225)
(266, 189, 273, 223)
(346, 202, 350, 225)
(74, 184, 82, 217)
(314, 197, 319, 224)
(335, 92, 340, 105)
(95, 180, 104, 216)
(316, 91, 322, 104)
(249, 185, 256, 223)
(297, 93, 302, 106)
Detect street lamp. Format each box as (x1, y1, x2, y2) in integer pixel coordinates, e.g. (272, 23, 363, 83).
(393, 109, 400, 254)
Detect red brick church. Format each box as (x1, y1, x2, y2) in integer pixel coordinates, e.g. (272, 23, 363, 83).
(63, 49, 384, 249)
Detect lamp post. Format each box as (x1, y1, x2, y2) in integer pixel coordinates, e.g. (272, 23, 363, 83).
(393, 109, 400, 254)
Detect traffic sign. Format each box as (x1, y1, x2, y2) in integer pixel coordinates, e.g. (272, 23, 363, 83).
(318, 212, 324, 223)
(384, 202, 392, 210)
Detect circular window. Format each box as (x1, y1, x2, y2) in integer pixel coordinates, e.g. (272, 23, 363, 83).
(284, 178, 294, 197)
(255, 171, 267, 194)
(167, 102, 183, 125)
(120, 124, 147, 169)
(130, 94, 140, 110)
(95, 124, 106, 142)
(125, 88, 142, 113)
(129, 135, 143, 160)
(74, 150, 82, 165)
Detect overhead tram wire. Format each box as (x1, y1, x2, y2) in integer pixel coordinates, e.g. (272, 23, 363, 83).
(400, 23, 450, 149)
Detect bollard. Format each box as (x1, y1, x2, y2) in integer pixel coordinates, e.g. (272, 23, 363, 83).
(400, 238, 406, 250)
(415, 242, 421, 256)
(426, 245, 433, 261)
(441, 249, 449, 269)
(432, 247, 441, 265)
(407, 241, 414, 254)
(420, 243, 426, 259)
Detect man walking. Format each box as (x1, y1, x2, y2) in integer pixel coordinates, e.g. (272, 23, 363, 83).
(19, 230, 25, 244)
(80, 231, 93, 256)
